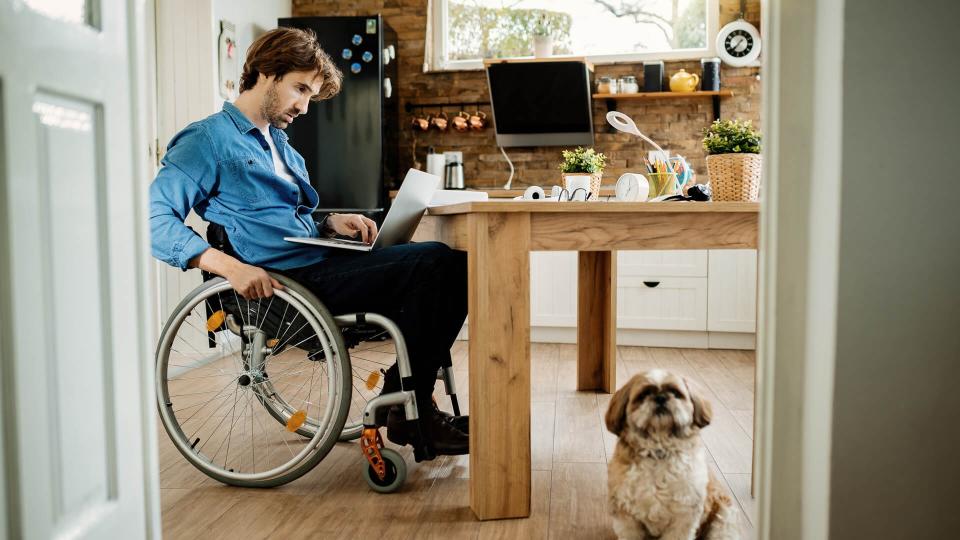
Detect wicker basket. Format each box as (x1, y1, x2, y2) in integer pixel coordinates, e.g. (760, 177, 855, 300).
(588, 172, 602, 200)
(705, 153, 762, 201)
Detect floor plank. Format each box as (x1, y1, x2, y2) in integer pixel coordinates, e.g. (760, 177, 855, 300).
(731, 409, 754, 441)
(553, 394, 606, 463)
(531, 401, 556, 471)
(548, 462, 615, 540)
(725, 473, 757, 528)
(681, 348, 755, 410)
(706, 457, 756, 540)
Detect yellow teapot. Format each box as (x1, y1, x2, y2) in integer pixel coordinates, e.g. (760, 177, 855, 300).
(669, 69, 700, 92)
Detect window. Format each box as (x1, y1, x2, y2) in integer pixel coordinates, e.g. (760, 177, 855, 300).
(427, 0, 719, 71)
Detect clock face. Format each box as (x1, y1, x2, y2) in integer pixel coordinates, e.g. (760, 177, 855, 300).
(725, 29, 754, 57)
(616, 174, 648, 202)
(716, 20, 762, 67)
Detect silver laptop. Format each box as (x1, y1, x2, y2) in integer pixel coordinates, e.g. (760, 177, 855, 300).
(284, 169, 440, 252)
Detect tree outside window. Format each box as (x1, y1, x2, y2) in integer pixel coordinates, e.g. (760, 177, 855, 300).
(445, 0, 709, 62)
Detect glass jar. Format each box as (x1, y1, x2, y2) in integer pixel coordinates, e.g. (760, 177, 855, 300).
(597, 76, 618, 94)
(618, 75, 639, 94)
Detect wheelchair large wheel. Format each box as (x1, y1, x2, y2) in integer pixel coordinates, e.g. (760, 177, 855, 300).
(156, 273, 351, 488)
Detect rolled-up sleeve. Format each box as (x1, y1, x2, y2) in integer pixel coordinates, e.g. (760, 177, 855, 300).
(150, 124, 218, 270)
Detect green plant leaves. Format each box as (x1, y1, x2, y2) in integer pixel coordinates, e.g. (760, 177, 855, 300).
(558, 147, 607, 173)
(702, 119, 762, 155)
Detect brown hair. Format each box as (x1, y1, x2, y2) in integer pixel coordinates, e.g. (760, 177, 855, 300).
(239, 27, 342, 101)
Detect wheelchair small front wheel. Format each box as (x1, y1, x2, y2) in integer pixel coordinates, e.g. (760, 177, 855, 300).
(363, 448, 406, 493)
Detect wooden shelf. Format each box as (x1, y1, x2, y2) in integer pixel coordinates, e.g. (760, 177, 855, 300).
(592, 90, 733, 100)
(594, 90, 735, 124)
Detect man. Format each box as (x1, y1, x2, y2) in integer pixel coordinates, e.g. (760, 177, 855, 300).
(150, 27, 468, 457)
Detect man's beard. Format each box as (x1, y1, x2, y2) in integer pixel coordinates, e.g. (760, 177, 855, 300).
(261, 82, 297, 129)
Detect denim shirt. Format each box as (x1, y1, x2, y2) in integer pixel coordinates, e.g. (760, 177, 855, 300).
(150, 101, 329, 270)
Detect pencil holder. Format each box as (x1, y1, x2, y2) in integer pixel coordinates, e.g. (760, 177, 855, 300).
(646, 172, 680, 198)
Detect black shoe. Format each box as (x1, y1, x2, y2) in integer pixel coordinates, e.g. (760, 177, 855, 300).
(433, 402, 469, 434)
(386, 405, 469, 456)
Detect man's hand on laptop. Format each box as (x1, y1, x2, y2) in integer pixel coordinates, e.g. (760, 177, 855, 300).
(326, 213, 378, 244)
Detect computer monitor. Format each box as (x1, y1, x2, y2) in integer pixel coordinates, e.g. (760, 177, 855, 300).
(486, 60, 594, 147)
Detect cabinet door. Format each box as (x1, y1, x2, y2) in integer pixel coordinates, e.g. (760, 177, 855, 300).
(617, 277, 708, 331)
(619, 250, 708, 277)
(707, 250, 758, 332)
(530, 251, 578, 327)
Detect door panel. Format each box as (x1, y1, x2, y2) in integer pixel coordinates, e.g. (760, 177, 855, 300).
(34, 92, 117, 520)
(0, 1, 155, 538)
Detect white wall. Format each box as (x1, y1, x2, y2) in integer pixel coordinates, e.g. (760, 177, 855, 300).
(829, 0, 960, 537)
(212, 0, 291, 111)
(155, 0, 291, 322)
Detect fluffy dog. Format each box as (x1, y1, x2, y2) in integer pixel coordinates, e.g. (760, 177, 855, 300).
(605, 370, 739, 540)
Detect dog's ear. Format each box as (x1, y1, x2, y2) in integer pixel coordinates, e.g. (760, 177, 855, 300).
(605, 380, 634, 435)
(686, 378, 713, 428)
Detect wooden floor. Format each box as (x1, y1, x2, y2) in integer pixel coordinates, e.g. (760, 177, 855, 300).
(159, 341, 756, 539)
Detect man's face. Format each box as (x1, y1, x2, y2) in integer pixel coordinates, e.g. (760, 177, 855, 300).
(260, 70, 322, 129)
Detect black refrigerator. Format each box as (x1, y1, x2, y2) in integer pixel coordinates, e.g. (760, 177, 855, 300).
(279, 16, 399, 219)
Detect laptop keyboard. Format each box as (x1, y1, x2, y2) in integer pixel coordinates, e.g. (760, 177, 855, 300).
(328, 236, 367, 245)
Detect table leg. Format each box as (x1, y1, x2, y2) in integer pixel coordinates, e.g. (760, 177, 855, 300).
(577, 251, 617, 393)
(467, 212, 531, 520)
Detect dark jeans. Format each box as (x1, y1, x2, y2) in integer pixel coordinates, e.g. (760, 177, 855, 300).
(283, 241, 467, 396)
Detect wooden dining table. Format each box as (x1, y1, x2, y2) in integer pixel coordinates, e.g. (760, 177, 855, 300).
(413, 200, 760, 521)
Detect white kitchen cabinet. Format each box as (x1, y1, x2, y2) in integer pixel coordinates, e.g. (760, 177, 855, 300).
(618, 276, 708, 331)
(707, 250, 758, 333)
(618, 250, 708, 277)
(530, 251, 577, 326)
(528, 249, 757, 348)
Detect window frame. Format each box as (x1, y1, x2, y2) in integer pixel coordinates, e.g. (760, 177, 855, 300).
(427, 0, 720, 72)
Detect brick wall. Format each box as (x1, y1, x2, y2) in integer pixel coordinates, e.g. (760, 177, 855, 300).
(292, 0, 761, 189)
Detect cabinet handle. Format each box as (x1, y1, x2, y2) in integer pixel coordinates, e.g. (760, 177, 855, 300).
(643, 281, 661, 288)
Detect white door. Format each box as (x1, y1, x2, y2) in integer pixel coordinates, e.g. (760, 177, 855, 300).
(0, 1, 158, 538)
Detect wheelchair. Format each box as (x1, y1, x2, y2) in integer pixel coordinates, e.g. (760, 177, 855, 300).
(155, 224, 462, 492)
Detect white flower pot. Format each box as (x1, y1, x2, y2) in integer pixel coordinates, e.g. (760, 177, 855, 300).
(533, 35, 554, 58)
(562, 172, 602, 200)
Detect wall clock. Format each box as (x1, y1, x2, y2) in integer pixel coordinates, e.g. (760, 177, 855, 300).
(716, 19, 761, 67)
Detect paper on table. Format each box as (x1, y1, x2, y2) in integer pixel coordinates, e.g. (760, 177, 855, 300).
(429, 189, 489, 207)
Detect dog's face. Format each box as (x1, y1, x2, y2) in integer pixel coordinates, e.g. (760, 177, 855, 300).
(605, 370, 711, 438)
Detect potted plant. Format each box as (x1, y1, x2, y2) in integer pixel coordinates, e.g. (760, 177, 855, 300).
(532, 14, 554, 57)
(702, 119, 762, 201)
(558, 147, 606, 200)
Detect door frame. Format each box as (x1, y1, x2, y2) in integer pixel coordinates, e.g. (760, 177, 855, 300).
(755, 0, 844, 538)
(138, 0, 163, 537)
(153, 0, 217, 326)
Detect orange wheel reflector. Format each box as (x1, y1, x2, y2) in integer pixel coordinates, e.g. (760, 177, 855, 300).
(206, 310, 225, 332)
(285, 410, 307, 432)
(267, 338, 279, 347)
(365, 371, 381, 391)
